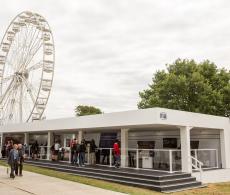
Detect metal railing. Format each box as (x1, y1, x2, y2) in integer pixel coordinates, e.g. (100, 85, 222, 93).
(94, 148, 113, 167)
(25, 146, 70, 161)
(190, 149, 218, 169)
(191, 155, 203, 182)
(127, 148, 181, 173)
(93, 148, 182, 173)
(92, 148, 218, 173)
(22, 145, 218, 174)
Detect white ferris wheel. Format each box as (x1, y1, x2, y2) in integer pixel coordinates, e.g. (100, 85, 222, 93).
(0, 11, 54, 125)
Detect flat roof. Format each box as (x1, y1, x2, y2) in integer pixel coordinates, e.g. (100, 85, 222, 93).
(0, 108, 229, 133)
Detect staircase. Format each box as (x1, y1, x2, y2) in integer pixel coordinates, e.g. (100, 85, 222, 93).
(24, 160, 205, 193)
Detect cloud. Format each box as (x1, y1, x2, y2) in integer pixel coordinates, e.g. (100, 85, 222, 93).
(0, 0, 229, 119)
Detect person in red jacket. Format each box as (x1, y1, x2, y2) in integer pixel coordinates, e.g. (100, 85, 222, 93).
(113, 139, 120, 168)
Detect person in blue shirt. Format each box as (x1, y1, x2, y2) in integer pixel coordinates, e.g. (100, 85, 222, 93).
(8, 144, 19, 178)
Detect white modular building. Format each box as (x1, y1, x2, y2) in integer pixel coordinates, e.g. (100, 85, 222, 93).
(0, 107, 229, 174)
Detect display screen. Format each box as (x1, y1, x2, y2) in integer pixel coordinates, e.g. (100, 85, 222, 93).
(137, 141, 155, 149)
(99, 133, 117, 148)
(163, 138, 177, 148)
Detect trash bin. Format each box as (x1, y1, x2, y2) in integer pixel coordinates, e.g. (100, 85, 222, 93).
(142, 156, 153, 168)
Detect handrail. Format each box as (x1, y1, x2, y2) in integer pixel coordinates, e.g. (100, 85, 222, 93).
(191, 155, 203, 182)
(95, 148, 181, 152)
(27, 146, 217, 152)
(97, 148, 217, 152)
(24, 145, 213, 176)
(191, 149, 217, 151)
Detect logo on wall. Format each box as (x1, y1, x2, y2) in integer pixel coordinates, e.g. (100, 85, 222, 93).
(160, 112, 167, 120)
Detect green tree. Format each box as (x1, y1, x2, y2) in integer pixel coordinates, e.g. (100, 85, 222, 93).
(138, 59, 230, 117)
(75, 105, 103, 116)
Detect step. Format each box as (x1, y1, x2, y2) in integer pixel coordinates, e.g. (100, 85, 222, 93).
(24, 162, 201, 192)
(25, 161, 196, 186)
(25, 160, 191, 180)
(162, 181, 203, 192)
(24, 160, 203, 192)
(162, 184, 207, 193)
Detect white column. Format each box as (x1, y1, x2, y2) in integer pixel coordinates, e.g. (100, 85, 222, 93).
(24, 133, 29, 145)
(0, 132, 3, 158)
(121, 128, 129, 168)
(220, 129, 230, 168)
(78, 130, 83, 143)
(64, 135, 67, 148)
(47, 131, 54, 160)
(180, 126, 192, 173)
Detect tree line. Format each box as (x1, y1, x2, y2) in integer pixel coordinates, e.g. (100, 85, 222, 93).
(75, 59, 230, 117)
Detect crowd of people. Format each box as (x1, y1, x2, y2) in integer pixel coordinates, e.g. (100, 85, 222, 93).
(70, 138, 94, 166)
(55, 138, 121, 168)
(1, 140, 47, 160)
(69, 138, 120, 168)
(0, 138, 121, 179)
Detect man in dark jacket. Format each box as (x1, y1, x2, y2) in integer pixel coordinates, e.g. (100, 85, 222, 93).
(8, 144, 19, 178)
(6, 140, 13, 158)
(72, 139, 80, 166)
(70, 138, 76, 164)
(79, 139, 86, 166)
(16, 144, 24, 176)
(31, 141, 39, 160)
(90, 139, 97, 165)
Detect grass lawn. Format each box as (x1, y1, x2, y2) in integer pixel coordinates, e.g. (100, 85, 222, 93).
(0, 160, 229, 195)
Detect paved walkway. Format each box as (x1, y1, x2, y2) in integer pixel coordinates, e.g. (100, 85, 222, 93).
(192, 169, 230, 183)
(0, 166, 126, 195)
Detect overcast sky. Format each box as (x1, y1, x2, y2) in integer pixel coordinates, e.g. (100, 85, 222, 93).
(1, 0, 230, 119)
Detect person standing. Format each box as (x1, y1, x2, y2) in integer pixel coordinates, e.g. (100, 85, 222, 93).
(79, 139, 86, 166)
(102, 149, 109, 165)
(8, 144, 19, 178)
(70, 138, 76, 164)
(59, 147, 65, 161)
(72, 139, 80, 166)
(113, 139, 120, 168)
(32, 141, 39, 160)
(40, 144, 46, 159)
(6, 140, 13, 158)
(90, 139, 97, 165)
(16, 144, 24, 176)
(54, 141, 60, 161)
